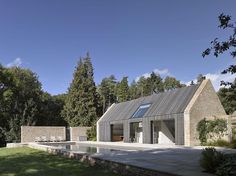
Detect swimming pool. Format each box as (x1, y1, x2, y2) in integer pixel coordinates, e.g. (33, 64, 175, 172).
(42, 143, 133, 154)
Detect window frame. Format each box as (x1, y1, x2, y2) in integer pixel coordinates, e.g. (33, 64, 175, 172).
(131, 103, 151, 118)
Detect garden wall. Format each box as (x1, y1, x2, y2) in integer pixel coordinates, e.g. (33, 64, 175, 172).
(70, 127, 91, 141)
(21, 126, 66, 142)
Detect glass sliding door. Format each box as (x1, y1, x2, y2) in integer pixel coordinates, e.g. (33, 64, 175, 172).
(130, 122, 143, 143)
(151, 121, 159, 144)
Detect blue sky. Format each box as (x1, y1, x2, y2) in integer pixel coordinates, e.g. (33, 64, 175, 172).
(0, 0, 235, 95)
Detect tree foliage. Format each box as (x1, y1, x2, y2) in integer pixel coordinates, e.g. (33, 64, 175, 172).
(116, 76, 130, 102)
(136, 72, 164, 97)
(197, 74, 206, 84)
(37, 93, 67, 126)
(98, 75, 117, 113)
(164, 76, 183, 90)
(203, 13, 236, 86)
(129, 80, 139, 100)
(0, 65, 67, 145)
(62, 53, 98, 127)
(197, 118, 227, 145)
(96, 72, 185, 115)
(218, 79, 236, 114)
(0, 66, 43, 142)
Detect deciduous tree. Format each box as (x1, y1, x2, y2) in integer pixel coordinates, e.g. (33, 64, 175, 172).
(164, 76, 183, 90)
(218, 79, 236, 114)
(203, 13, 236, 86)
(0, 66, 43, 142)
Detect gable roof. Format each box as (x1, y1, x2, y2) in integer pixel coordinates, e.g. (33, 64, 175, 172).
(99, 84, 200, 123)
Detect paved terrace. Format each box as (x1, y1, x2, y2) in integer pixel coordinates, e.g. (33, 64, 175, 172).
(13, 141, 235, 176)
(76, 141, 235, 176)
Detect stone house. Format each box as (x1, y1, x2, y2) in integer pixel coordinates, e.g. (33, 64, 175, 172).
(97, 79, 227, 146)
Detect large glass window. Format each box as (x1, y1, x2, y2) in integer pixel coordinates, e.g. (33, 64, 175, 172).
(132, 104, 151, 118)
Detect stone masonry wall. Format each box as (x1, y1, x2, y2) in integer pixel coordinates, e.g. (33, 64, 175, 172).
(185, 80, 226, 146)
(70, 127, 91, 141)
(21, 126, 66, 142)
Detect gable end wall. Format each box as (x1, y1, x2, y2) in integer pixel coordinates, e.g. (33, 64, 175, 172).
(184, 80, 226, 146)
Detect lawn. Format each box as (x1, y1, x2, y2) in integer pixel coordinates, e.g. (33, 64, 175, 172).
(0, 147, 119, 176)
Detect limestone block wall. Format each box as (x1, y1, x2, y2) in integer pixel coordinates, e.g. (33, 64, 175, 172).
(227, 112, 236, 141)
(21, 126, 66, 143)
(231, 112, 236, 129)
(70, 127, 91, 141)
(184, 80, 227, 146)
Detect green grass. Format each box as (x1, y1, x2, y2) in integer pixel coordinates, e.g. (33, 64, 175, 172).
(0, 147, 119, 176)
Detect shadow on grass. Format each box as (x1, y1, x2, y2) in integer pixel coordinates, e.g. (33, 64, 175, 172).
(0, 147, 118, 176)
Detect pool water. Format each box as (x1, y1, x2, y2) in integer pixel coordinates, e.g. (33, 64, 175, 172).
(43, 143, 126, 154)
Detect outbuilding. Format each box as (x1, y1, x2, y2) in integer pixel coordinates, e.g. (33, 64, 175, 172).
(97, 79, 226, 146)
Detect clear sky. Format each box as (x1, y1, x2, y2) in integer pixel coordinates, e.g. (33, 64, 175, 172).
(0, 0, 235, 95)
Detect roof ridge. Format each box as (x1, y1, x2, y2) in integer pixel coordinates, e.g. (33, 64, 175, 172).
(115, 83, 200, 105)
(99, 83, 201, 123)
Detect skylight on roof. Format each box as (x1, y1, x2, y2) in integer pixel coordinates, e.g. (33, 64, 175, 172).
(132, 103, 151, 118)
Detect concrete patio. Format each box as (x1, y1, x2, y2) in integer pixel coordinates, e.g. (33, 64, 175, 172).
(16, 141, 235, 176)
(77, 141, 235, 176)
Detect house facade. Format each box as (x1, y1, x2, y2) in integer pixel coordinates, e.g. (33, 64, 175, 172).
(97, 79, 227, 146)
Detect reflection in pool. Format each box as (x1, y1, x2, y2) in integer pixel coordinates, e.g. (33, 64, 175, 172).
(43, 143, 127, 154)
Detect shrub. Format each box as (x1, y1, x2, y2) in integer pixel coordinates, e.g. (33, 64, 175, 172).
(207, 139, 230, 147)
(197, 118, 208, 145)
(0, 127, 6, 147)
(232, 128, 236, 140)
(229, 139, 236, 149)
(197, 118, 227, 145)
(200, 148, 236, 175)
(86, 123, 96, 141)
(200, 147, 225, 173)
(207, 139, 236, 149)
(216, 154, 236, 176)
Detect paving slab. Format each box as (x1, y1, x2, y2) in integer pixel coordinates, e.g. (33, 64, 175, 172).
(77, 141, 236, 176)
(27, 141, 236, 176)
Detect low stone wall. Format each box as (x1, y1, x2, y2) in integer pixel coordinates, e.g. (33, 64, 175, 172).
(6, 143, 28, 148)
(27, 143, 175, 176)
(21, 126, 66, 142)
(70, 127, 91, 141)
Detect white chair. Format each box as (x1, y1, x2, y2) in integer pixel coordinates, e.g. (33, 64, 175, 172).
(35, 136, 41, 142)
(50, 136, 56, 142)
(41, 136, 47, 142)
(57, 136, 63, 141)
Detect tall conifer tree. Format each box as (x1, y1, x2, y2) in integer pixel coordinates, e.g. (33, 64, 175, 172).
(62, 53, 97, 126)
(116, 76, 130, 102)
(98, 75, 117, 113)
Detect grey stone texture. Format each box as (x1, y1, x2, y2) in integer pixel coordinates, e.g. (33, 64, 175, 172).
(21, 126, 66, 142)
(184, 80, 226, 146)
(70, 127, 91, 141)
(231, 112, 236, 128)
